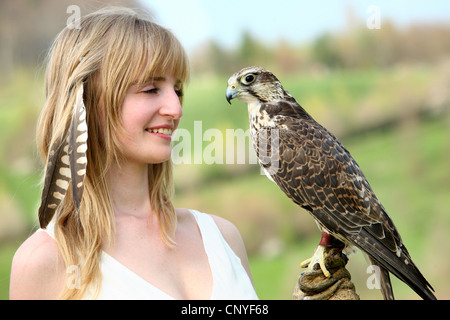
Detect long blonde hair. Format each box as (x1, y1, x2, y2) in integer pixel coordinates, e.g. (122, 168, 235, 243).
(36, 7, 189, 299)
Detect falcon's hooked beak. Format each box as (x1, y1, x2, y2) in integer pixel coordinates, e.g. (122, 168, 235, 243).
(226, 85, 240, 104)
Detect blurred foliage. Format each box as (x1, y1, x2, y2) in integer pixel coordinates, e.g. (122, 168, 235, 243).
(191, 20, 450, 75)
(0, 0, 144, 82)
(1, 0, 449, 300)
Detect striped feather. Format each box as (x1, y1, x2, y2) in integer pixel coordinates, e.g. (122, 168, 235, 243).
(38, 84, 88, 228)
(38, 136, 71, 228)
(68, 85, 88, 212)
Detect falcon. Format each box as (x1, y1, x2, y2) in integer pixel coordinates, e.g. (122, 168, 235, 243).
(225, 66, 436, 300)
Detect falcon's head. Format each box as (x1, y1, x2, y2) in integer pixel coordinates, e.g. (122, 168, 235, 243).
(226, 66, 289, 105)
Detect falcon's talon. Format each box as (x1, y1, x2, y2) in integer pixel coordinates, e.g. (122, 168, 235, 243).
(300, 245, 331, 278)
(299, 257, 312, 269)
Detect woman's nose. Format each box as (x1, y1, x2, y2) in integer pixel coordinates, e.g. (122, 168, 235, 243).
(160, 89, 183, 120)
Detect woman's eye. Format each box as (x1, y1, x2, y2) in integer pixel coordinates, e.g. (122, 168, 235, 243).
(175, 88, 183, 98)
(143, 87, 159, 94)
(142, 85, 183, 98)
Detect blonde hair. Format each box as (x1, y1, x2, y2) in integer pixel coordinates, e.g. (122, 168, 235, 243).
(36, 7, 189, 299)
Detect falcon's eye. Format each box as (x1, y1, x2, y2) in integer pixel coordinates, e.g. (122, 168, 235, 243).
(241, 74, 256, 85)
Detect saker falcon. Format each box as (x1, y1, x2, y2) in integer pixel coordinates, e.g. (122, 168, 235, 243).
(226, 66, 436, 300)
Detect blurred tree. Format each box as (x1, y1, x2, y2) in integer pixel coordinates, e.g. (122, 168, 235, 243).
(236, 31, 272, 68)
(237, 31, 258, 66)
(191, 17, 450, 74)
(0, 0, 146, 82)
(208, 40, 230, 74)
(274, 39, 306, 74)
(312, 33, 341, 69)
(309, 20, 450, 70)
(373, 21, 401, 67)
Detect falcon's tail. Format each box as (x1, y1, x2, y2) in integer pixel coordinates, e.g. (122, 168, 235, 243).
(356, 228, 436, 300)
(368, 257, 394, 300)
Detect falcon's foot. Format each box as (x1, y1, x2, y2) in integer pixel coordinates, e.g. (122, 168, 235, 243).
(300, 232, 346, 278)
(300, 245, 331, 278)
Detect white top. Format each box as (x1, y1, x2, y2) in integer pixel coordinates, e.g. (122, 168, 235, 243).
(40, 209, 258, 300)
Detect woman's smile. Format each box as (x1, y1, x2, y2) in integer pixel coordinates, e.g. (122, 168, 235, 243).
(145, 126, 174, 141)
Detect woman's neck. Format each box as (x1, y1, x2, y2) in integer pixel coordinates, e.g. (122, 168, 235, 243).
(107, 161, 152, 219)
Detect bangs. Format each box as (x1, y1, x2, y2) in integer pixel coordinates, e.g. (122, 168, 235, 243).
(133, 20, 189, 88)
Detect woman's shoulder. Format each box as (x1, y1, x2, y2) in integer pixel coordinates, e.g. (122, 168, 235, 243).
(209, 214, 249, 262)
(12, 230, 61, 275)
(10, 230, 64, 299)
(176, 208, 247, 258)
(176, 208, 241, 240)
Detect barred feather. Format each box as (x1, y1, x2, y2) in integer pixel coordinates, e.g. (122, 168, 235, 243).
(68, 85, 88, 211)
(38, 84, 87, 228)
(38, 136, 71, 228)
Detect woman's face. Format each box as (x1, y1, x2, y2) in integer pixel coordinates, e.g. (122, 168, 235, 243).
(117, 73, 183, 165)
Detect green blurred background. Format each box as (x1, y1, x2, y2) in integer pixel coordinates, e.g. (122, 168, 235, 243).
(1, 0, 449, 299)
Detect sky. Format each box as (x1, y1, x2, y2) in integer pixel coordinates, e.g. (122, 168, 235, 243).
(141, 0, 450, 53)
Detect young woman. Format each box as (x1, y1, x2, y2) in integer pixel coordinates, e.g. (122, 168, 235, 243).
(10, 7, 258, 300)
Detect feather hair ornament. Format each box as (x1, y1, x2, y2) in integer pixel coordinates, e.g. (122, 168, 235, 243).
(38, 84, 88, 228)
(68, 84, 88, 212)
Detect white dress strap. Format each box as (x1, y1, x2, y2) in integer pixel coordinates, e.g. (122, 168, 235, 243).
(189, 209, 258, 300)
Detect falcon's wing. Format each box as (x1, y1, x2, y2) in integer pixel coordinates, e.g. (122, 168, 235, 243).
(254, 107, 394, 236)
(253, 102, 435, 299)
